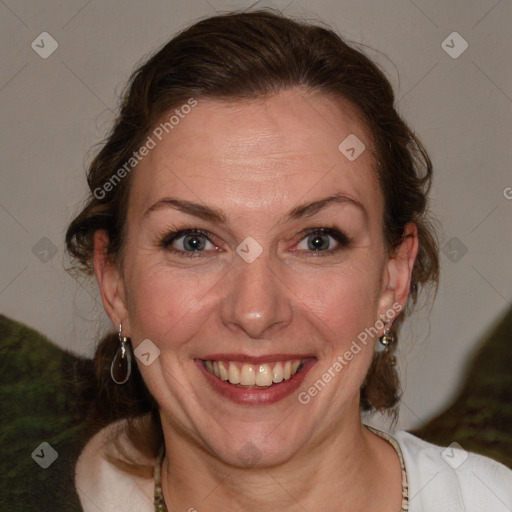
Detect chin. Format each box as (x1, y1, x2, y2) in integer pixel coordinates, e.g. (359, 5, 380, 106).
(211, 429, 308, 470)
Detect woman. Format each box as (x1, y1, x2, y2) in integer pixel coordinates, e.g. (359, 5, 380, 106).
(66, 10, 512, 512)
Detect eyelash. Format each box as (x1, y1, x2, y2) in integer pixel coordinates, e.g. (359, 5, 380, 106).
(158, 227, 217, 259)
(157, 226, 351, 259)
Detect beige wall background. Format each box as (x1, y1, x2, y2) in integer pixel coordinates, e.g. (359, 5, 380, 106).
(1, 0, 511, 431)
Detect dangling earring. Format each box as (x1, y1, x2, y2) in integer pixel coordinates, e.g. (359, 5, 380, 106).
(376, 318, 396, 366)
(110, 323, 132, 384)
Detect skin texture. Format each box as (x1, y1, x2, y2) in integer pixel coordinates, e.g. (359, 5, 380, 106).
(94, 88, 418, 511)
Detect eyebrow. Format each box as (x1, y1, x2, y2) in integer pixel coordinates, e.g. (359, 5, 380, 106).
(144, 192, 367, 224)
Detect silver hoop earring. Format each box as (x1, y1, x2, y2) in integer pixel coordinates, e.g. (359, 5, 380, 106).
(110, 323, 132, 384)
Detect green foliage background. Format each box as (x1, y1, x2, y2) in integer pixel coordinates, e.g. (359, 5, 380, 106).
(0, 314, 93, 511)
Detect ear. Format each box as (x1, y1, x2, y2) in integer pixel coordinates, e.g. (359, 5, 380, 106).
(93, 230, 129, 333)
(378, 222, 419, 322)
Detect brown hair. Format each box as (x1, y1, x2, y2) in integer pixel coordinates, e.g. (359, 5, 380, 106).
(65, 9, 439, 473)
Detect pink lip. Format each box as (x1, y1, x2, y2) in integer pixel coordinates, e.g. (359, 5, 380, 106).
(195, 357, 316, 406)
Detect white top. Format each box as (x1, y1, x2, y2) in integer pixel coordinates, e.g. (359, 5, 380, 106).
(75, 426, 512, 511)
(393, 430, 512, 511)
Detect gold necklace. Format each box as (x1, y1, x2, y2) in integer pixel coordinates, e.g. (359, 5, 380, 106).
(154, 445, 167, 512)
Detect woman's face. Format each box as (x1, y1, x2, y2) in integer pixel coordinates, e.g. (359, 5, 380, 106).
(98, 88, 414, 467)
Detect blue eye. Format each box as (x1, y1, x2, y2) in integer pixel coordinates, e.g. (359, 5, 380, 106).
(295, 228, 350, 253)
(160, 229, 218, 257)
(177, 233, 210, 251)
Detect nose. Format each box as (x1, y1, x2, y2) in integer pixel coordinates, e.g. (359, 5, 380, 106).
(219, 252, 293, 340)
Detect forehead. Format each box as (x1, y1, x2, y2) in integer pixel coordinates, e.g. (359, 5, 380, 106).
(129, 89, 381, 223)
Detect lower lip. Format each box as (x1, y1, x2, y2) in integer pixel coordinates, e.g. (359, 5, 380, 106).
(196, 359, 316, 406)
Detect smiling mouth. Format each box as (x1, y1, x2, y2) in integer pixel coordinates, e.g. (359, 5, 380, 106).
(202, 359, 306, 388)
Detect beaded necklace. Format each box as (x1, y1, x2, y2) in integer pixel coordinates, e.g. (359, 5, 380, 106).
(153, 444, 167, 512)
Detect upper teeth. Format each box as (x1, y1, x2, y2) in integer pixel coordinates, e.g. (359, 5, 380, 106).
(205, 360, 303, 387)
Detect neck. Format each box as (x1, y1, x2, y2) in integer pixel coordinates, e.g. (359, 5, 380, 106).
(159, 415, 402, 512)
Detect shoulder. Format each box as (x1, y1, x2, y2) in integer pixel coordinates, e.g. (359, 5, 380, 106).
(75, 421, 155, 512)
(393, 430, 512, 512)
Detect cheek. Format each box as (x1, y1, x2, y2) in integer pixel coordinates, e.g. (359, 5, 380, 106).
(307, 266, 384, 386)
(288, 261, 383, 339)
(124, 261, 221, 351)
